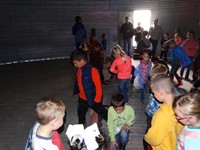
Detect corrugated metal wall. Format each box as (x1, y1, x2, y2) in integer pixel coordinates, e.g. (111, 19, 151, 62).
(0, 0, 199, 63)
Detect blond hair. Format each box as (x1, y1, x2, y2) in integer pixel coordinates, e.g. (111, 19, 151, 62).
(173, 92, 200, 118)
(111, 45, 127, 63)
(150, 63, 168, 79)
(35, 97, 66, 125)
(150, 74, 175, 94)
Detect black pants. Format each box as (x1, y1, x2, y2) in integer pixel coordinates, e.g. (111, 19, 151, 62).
(77, 97, 108, 124)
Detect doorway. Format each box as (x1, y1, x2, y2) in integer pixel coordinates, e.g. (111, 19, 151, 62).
(132, 10, 151, 47)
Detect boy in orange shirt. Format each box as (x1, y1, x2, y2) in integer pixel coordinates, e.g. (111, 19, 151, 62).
(70, 50, 107, 125)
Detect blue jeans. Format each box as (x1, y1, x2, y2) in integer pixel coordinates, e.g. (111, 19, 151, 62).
(149, 38, 158, 56)
(123, 38, 131, 56)
(113, 130, 129, 150)
(171, 63, 181, 79)
(140, 84, 148, 103)
(180, 57, 193, 79)
(118, 79, 130, 103)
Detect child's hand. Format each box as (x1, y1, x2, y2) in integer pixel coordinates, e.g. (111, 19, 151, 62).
(110, 141, 118, 150)
(122, 124, 130, 131)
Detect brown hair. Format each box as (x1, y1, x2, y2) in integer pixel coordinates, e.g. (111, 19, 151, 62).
(35, 97, 66, 125)
(111, 93, 125, 108)
(150, 74, 175, 94)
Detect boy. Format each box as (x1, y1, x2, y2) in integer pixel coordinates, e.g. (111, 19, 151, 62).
(143, 63, 168, 150)
(107, 93, 135, 150)
(144, 75, 183, 150)
(70, 50, 107, 125)
(25, 97, 66, 150)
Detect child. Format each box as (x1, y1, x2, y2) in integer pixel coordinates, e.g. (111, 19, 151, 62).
(160, 33, 170, 61)
(25, 97, 66, 150)
(144, 74, 183, 150)
(180, 31, 199, 81)
(143, 63, 168, 150)
(133, 49, 152, 104)
(137, 31, 150, 54)
(172, 92, 200, 150)
(79, 35, 90, 61)
(107, 93, 135, 150)
(110, 45, 132, 103)
(167, 39, 192, 86)
(89, 35, 108, 85)
(72, 16, 86, 49)
(70, 50, 107, 125)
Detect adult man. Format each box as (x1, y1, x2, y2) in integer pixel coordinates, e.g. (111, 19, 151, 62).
(120, 16, 134, 56)
(148, 18, 163, 56)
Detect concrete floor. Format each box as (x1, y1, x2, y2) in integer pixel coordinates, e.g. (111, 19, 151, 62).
(0, 59, 192, 150)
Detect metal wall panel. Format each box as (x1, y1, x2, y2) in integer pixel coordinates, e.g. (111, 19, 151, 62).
(0, 0, 200, 63)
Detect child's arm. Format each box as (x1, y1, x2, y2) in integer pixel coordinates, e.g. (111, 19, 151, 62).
(110, 59, 118, 74)
(107, 107, 116, 142)
(73, 68, 79, 95)
(144, 110, 168, 146)
(91, 68, 102, 103)
(125, 106, 135, 127)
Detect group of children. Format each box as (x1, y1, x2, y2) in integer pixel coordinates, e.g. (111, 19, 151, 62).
(24, 17, 200, 149)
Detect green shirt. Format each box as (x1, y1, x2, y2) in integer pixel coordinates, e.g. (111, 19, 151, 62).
(107, 105, 135, 141)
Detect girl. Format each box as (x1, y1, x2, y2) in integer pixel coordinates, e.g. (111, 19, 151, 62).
(110, 45, 132, 103)
(173, 92, 200, 150)
(133, 49, 152, 103)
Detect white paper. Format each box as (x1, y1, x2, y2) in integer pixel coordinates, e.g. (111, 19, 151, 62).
(66, 123, 100, 150)
(83, 123, 100, 150)
(66, 124, 84, 144)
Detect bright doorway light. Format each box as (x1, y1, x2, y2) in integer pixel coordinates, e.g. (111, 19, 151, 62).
(132, 10, 151, 47)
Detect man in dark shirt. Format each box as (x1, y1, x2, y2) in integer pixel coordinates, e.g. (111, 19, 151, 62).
(120, 16, 134, 56)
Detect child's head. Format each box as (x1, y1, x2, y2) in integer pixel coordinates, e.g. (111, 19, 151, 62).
(102, 34, 106, 40)
(166, 39, 176, 48)
(82, 35, 87, 42)
(150, 63, 168, 80)
(187, 31, 195, 39)
(173, 92, 200, 127)
(95, 42, 102, 51)
(151, 56, 159, 64)
(163, 33, 170, 39)
(111, 93, 125, 114)
(142, 31, 148, 37)
(70, 50, 87, 68)
(150, 74, 175, 102)
(35, 97, 66, 129)
(91, 35, 97, 42)
(111, 45, 125, 57)
(140, 49, 151, 62)
(75, 16, 82, 23)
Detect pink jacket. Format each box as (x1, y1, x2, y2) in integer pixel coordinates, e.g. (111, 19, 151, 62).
(110, 55, 132, 79)
(181, 39, 199, 57)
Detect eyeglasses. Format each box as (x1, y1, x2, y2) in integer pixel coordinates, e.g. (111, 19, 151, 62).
(175, 114, 188, 121)
(112, 101, 125, 108)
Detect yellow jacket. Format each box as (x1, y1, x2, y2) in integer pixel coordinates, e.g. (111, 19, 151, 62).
(144, 103, 183, 150)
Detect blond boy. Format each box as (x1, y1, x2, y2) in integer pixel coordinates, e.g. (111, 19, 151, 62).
(25, 97, 66, 150)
